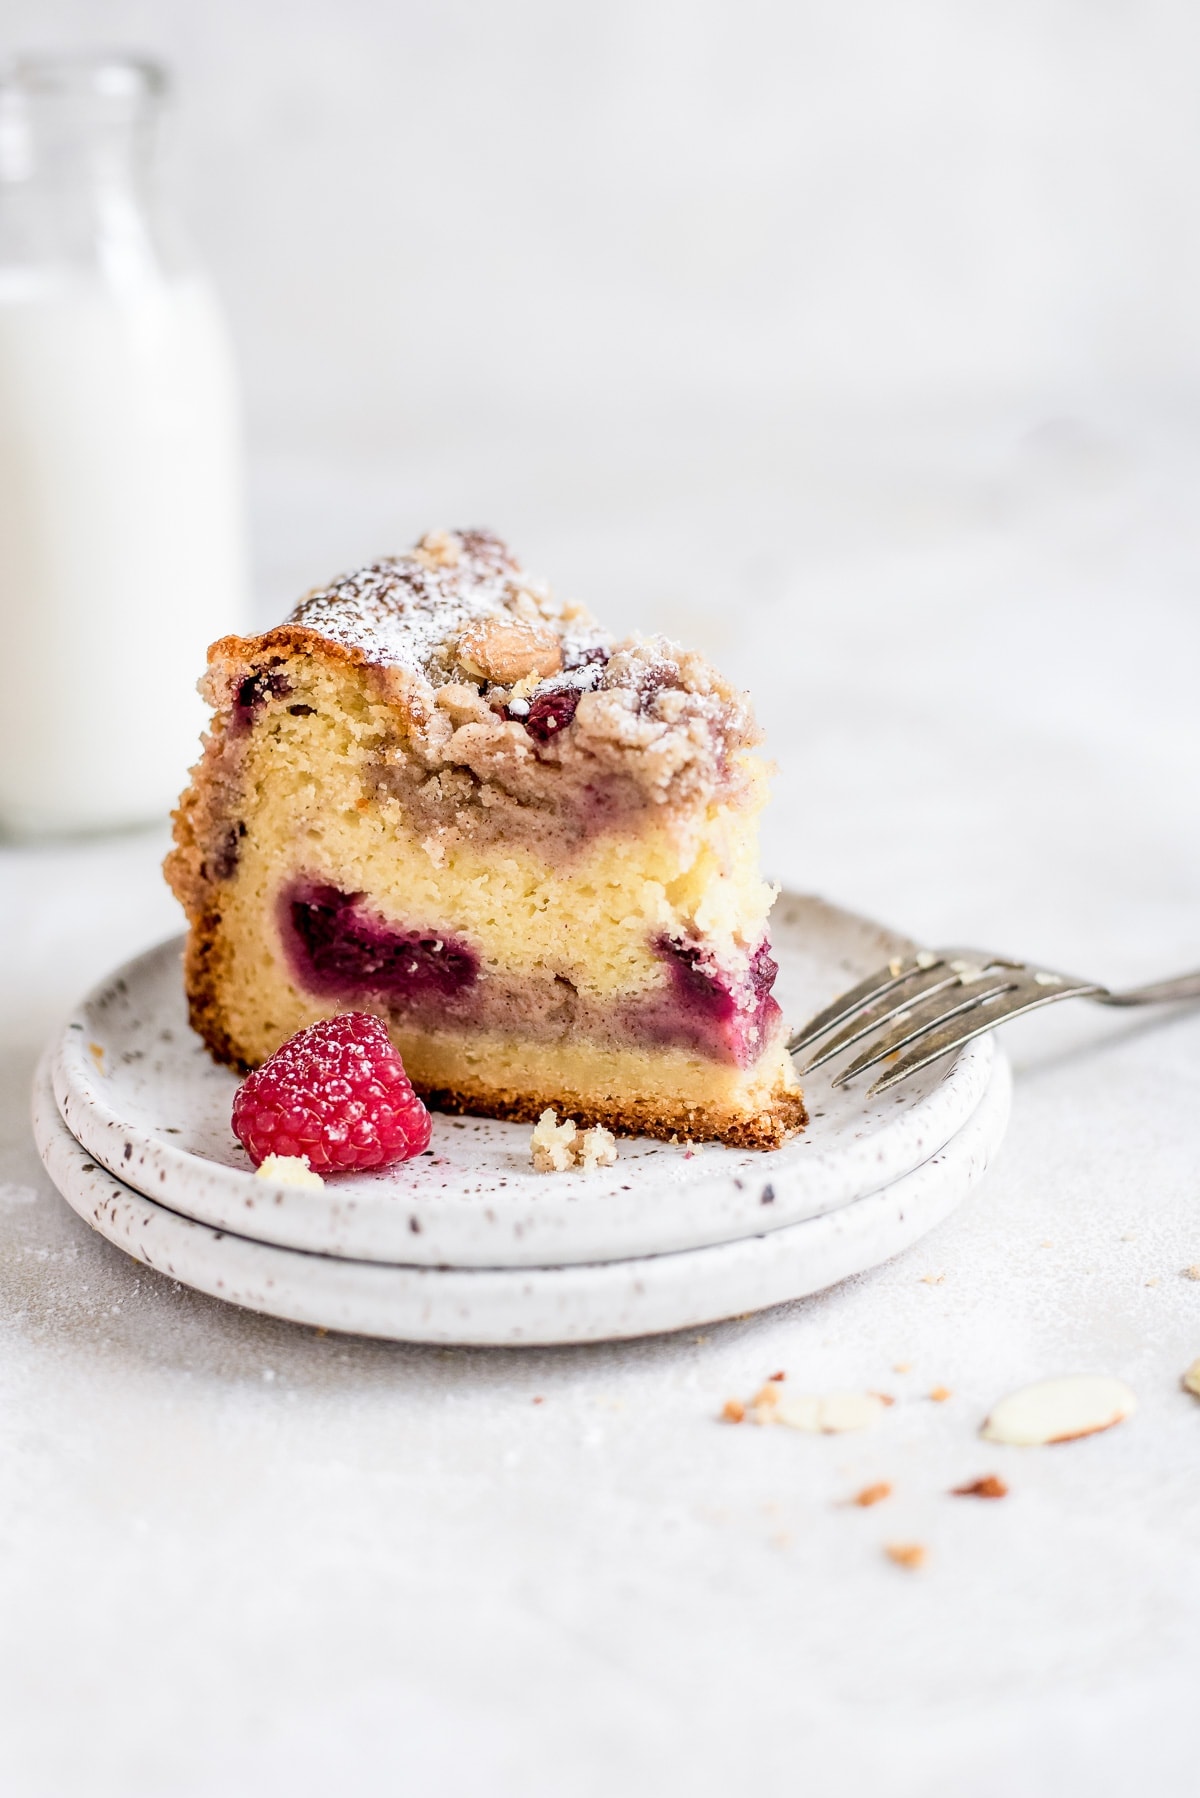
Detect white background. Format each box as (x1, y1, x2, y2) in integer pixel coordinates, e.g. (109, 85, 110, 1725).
(2, 4, 1199, 1794)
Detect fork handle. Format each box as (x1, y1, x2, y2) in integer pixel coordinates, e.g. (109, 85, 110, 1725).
(1099, 970, 1200, 1007)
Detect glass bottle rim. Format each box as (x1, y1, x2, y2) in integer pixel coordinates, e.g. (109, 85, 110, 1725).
(0, 52, 168, 105)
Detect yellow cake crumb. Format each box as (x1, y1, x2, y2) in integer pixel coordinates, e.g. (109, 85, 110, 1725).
(577, 1122, 617, 1171)
(530, 1109, 618, 1173)
(531, 1109, 579, 1172)
(254, 1154, 325, 1189)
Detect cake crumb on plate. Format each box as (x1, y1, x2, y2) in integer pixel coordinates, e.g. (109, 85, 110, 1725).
(253, 1154, 325, 1189)
(530, 1109, 618, 1173)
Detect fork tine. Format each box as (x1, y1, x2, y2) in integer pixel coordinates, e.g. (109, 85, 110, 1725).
(829, 979, 1017, 1087)
(867, 1011, 1011, 1094)
(866, 978, 1105, 1094)
(803, 964, 968, 1072)
(787, 952, 948, 1059)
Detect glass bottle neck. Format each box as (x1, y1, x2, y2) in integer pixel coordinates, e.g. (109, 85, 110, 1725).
(0, 54, 182, 292)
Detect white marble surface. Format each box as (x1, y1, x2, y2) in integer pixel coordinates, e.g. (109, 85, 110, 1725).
(2, 406, 1200, 1796)
(4, 4, 1200, 1786)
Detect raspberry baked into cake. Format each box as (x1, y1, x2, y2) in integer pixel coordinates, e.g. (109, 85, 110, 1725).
(166, 529, 806, 1148)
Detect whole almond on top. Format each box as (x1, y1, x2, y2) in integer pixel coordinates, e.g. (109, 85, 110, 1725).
(456, 615, 563, 684)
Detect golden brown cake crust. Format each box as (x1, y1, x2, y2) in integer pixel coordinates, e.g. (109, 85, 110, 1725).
(420, 1081, 808, 1150)
(176, 903, 241, 1066)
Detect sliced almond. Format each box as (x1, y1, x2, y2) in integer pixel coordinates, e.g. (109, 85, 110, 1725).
(981, 1375, 1136, 1446)
(770, 1393, 820, 1430)
(773, 1391, 885, 1434)
(1182, 1359, 1200, 1399)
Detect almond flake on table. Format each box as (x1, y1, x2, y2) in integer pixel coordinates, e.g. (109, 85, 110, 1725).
(981, 1375, 1136, 1446)
(1182, 1359, 1200, 1399)
(1182, 1266, 1200, 1282)
(929, 1386, 953, 1403)
(767, 1391, 886, 1433)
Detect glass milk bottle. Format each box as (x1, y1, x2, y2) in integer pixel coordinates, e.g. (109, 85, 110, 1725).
(0, 54, 248, 835)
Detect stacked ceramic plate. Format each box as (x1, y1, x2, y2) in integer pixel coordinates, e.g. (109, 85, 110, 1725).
(32, 892, 1011, 1345)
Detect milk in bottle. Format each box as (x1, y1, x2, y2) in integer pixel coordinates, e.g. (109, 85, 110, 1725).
(0, 54, 248, 834)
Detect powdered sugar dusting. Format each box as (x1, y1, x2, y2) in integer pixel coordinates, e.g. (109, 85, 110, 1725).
(280, 530, 758, 794)
(288, 529, 609, 687)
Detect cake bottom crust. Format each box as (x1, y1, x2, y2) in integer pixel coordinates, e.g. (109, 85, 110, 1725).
(424, 1078, 807, 1150)
(388, 1025, 806, 1150)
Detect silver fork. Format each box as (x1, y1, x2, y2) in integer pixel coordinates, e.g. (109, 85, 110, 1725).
(789, 948, 1200, 1094)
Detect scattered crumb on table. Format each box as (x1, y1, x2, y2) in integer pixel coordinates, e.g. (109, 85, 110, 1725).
(951, 1474, 1008, 1499)
(885, 1543, 928, 1570)
(851, 1481, 892, 1508)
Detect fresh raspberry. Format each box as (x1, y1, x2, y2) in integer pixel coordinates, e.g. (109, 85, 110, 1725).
(232, 1012, 432, 1173)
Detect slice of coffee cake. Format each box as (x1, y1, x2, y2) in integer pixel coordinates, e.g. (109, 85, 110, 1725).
(166, 529, 805, 1148)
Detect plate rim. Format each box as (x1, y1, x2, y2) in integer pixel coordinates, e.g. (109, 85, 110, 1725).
(33, 1053, 1012, 1346)
(51, 894, 996, 1268)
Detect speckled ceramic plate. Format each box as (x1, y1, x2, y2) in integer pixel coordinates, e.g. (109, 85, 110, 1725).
(33, 1053, 1010, 1345)
(51, 892, 998, 1268)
